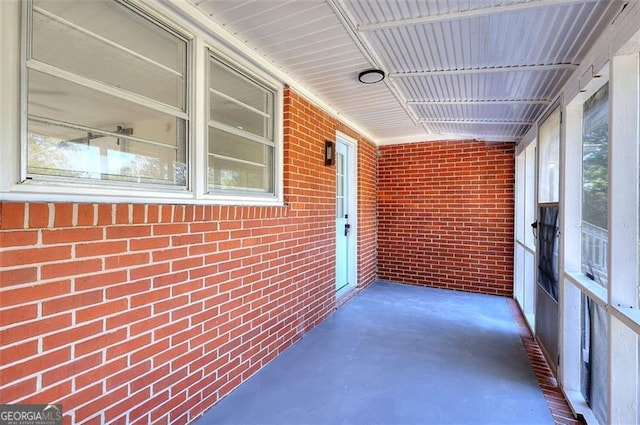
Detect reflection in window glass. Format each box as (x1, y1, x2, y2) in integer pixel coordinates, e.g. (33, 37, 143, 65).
(32, 0, 186, 108)
(581, 83, 609, 287)
(516, 152, 526, 243)
(208, 54, 276, 194)
(539, 108, 560, 203)
(28, 118, 185, 186)
(524, 144, 536, 248)
(27, 0, 188, 187)
(336, 152, 344, 219)
(208, 155, 272, 192)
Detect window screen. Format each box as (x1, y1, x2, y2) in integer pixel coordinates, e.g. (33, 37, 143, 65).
(581, 295, 608, 425)
(27, 0, 188, 187)
(581, 83, 609, 287)
(207, 55, 276, 195)
(538, 205, 559, 301)
(539, 108, 560, 203)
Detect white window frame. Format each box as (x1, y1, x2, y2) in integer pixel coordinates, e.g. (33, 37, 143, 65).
(335, 130, 358, 298)
(0, 0, 284, 206)
(202, 46, 283, 205)
(514, 131, 538, 330)
(560, 53, 640, 425)
(561, 63, 610, 425)
(607, 52, 639, 425)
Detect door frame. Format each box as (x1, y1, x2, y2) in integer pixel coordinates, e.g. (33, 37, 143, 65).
(335, 131, 357, 298)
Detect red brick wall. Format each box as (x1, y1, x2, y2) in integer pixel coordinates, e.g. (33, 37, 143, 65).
(377, 141, 515, 296)
(0, 88, 377, 424)
(358, 140, 377, 287)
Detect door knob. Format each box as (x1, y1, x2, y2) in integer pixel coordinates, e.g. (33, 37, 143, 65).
(344, 223, 351, 236)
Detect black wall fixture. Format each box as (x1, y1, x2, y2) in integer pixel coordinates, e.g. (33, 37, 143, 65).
(324, 140, 335, 166)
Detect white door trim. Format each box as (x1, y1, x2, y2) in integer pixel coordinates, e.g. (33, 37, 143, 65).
(336, 131, 357, 298)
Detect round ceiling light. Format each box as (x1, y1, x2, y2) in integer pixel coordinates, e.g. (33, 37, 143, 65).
(358, 69, 385, 84)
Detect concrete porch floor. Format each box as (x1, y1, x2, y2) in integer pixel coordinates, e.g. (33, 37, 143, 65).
(196, 281, 554, 425)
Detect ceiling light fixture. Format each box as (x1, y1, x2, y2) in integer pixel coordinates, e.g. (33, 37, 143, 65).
(358, 69, 385, 84)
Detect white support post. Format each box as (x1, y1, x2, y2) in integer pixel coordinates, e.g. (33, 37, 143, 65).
(192, 37, 207, 198)
(608, 53, 639, 425)
(558, 101, 583, 395)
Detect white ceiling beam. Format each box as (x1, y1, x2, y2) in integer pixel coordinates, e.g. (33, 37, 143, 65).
(358, 0, 603, 31)
(325, 0, 422, 126)
(390, 63, 578, 78)
(408, 99, 550, 105)
(418, 126, 521, 142)
(456, 135, 521, 142)
(419, 119, 533, 125)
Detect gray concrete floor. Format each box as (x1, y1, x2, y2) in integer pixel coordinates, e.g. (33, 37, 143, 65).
(196, 280, 553, 425)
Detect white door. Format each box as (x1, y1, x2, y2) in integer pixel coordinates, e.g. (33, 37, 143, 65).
(335, 138, 355, 294)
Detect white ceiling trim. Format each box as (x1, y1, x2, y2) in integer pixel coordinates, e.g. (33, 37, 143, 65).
(357, 0, 602, 31)
(376, 133, 466, 145)
(419, 119, 534, 125)
(390, 64, 578, 78)
(407, 99, 550, 105)
(448, 133, 521, 142)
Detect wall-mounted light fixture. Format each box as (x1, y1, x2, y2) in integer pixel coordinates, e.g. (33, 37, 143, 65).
(358, 69, 385, 84)
(324, 140, 335, 166)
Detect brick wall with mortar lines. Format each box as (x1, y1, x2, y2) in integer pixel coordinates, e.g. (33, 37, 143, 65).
(357, 138, 377, 287)
(377, 141, 515, 296)
(0, 88, 378, 424)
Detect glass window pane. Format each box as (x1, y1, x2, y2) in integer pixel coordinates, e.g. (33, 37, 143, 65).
(209, 59, 272, 114)
(207, 53, 276, 195)
(580, 295, 608, 425)
(581, 83, 609, 287)
(208, 127, 271, 165)
(29, 70, 184, 148)
(208, 129, 272, 192)
(210, 92, 272, 139)
(516, 152, 526, 243)
(208, 156, 272, 192)
(336, 152, 344, 218)
(28, 70, 186, 186)
(32, 0, 186, 109)
(524, 143, 536, 248)
(539, 108, 560, 203)
(29, 121, 185, 185)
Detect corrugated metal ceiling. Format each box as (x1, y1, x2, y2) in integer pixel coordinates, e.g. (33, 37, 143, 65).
(189, 0, 625, 144)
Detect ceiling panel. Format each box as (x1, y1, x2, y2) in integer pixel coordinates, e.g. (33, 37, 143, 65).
(394, 70, 571, 101)
(346, 0, 527, 25)
(349, 1, 614, 69)
(188, 0, 626, 144)
(413, 102, 545, 121)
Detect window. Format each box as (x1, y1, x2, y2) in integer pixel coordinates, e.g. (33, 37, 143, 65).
(207, 53, 277, 197)
(514, 140, 537, 329)
(580, 295, 608, 425)
(537, 108, 561, 301)
(14, 0, 284, 204)
(581, 83, 609, 287)
(26, 0, 189, 188)
(538, 205, 559, 301)
(539, 108, 560, 203)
